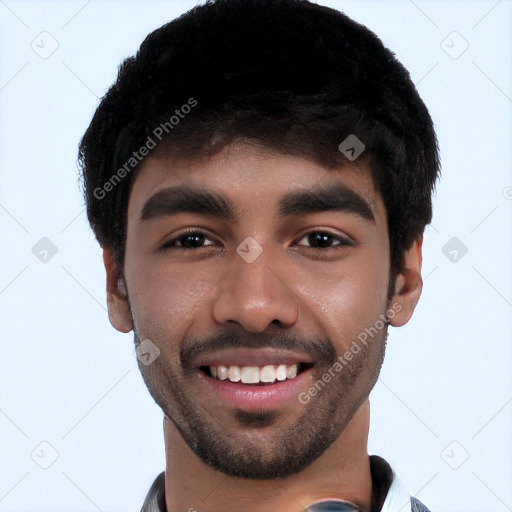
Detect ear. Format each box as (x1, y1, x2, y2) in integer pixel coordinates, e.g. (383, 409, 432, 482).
(103, 247, 133, 333)
(388, 236, 423, 327)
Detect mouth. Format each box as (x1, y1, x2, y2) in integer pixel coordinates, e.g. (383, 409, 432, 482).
(193, 348, 316, 410)
(199, 362, 315, 386)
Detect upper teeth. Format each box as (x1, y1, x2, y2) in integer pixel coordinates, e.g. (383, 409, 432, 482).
(210, 364, 299, 384)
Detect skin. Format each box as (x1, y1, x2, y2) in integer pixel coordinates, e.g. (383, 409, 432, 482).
(102, 142, 423, 512)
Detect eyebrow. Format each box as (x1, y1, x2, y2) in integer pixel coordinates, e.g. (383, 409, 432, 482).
(140, 183, 375, 223)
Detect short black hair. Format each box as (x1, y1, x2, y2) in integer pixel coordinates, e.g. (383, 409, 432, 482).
(78, 0, 440, 278)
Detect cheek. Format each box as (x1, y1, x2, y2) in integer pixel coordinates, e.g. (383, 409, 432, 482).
(298, 249, 389, 345)
(124, 259, 219, 340)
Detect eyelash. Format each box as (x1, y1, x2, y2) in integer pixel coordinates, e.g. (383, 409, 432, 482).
(159, 229, 354, 253)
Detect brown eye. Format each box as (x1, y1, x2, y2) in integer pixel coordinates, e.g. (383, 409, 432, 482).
(296, 231, 352, 249)
(161, 231, 215, 250)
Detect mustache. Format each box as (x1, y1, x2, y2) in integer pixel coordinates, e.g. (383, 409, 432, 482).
(180, 328, 337, 369)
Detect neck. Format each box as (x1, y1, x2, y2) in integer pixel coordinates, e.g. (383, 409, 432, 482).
(164, 399, 374, 512)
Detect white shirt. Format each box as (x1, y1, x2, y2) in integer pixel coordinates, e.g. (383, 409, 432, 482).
(379, 467, 414, 512)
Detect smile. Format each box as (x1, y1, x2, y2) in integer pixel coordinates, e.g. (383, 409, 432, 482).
(194, 347, 316, 409)
(200, 363, 314, 385)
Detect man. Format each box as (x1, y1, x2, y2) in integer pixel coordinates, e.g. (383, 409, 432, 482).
(78, 0, 439, 510)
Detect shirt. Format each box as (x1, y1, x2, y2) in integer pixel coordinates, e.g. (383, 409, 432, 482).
(140, 455, 431, 512)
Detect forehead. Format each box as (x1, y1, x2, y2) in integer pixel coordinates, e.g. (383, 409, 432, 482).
(127, 143, 383, 224)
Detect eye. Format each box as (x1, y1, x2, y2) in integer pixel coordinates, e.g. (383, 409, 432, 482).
(160, 230, 216, 250)
(295, 230, 353, 250)
(159, 229, 353, 252)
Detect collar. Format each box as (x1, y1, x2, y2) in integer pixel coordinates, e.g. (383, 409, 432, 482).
(372, 456, 412, 512)
(140, 455, 412, 512)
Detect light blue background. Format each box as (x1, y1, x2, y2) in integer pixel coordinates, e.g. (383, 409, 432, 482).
(1, 1, 511, 511)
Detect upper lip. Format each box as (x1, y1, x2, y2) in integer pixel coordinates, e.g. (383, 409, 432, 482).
(195, 347, 314, 368)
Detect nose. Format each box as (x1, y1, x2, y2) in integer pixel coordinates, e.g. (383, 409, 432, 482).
(212, 244, 300, 333)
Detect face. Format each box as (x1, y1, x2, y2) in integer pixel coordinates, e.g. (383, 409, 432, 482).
(105, 142, 420, 479)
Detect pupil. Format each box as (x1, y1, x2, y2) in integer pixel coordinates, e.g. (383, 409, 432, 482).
(182, 234, 204, 248)
(310, 232, 332, 248)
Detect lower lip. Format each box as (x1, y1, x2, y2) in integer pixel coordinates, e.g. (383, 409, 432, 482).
(197, 368, 312, 410)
